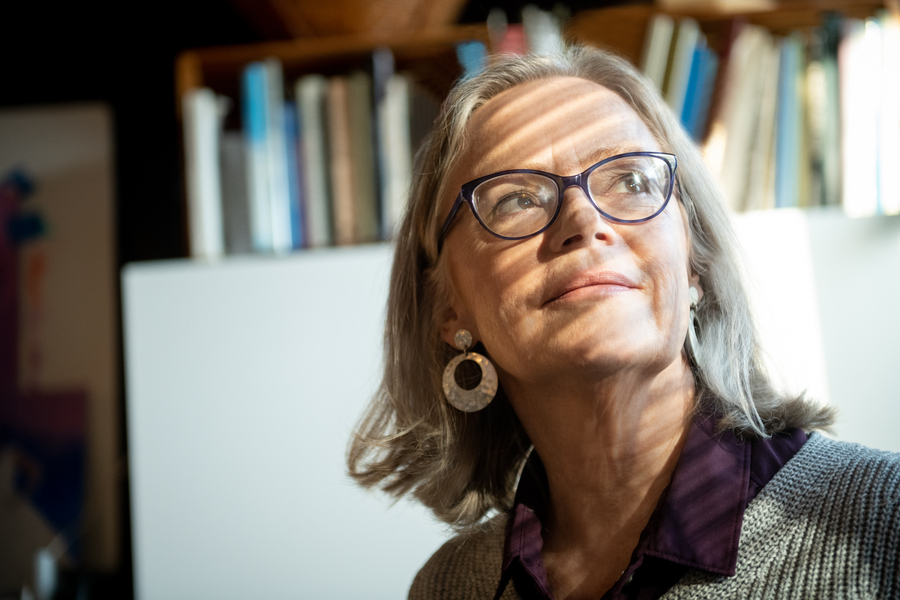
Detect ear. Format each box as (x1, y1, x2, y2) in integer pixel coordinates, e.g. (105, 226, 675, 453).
(689, 271, 704, 304)
(677, 192, 702, 305)
(439, 293, 477, 348)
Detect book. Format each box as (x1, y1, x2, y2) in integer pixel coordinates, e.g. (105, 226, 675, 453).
(263, 58, 292, 254)
(295, 74, 333, 247)
(182, 87, 226, 260)
(878, 8, 900, 216)
(377, 73, 413, 240)
(372, 47, 393, 239)
(327, 76, 356, 245)
(220, 130, 252, 254)
(839, 18, 879, 217)
(347, 71, 379, 244)
(703, 18, 745, 137)
(706, 25, 772, 211)
(455, 41, 488, 80)
(744, 38, 780, 212)
(408, 80, 440, 161)
(495, 23, 527, 56)
(795, 38, 811, 210)
(680, 42, 703, 135)
(242, 62, 273, 252)
(640, 14, 675, 92)
(663, 18, 701, 118)
(487, 6, 508, 49)
(522, 5, 564, 56)
(693, 48, 720, 142)
(680, 42, 718, 140)
(283, 100, 304, 249)
(774, 33, 804, 209)
(821, 14, 843, 208)
(804, 28, 828, 208)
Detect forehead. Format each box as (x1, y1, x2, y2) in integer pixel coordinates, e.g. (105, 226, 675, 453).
(458, 76, 659, 181)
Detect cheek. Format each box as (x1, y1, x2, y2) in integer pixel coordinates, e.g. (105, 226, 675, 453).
(638, 215, 692, 330)
(459, 247, 545, 357)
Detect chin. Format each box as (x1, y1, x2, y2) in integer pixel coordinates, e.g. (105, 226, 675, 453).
(571, 330, 682, 375)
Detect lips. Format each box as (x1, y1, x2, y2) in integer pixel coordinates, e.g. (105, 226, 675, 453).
(544, 270, 638, 305)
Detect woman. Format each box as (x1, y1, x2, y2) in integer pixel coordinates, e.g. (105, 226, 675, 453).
(348, 46, 900, 599)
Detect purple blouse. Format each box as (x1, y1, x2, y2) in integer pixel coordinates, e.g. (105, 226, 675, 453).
(494, 415, 808, 600)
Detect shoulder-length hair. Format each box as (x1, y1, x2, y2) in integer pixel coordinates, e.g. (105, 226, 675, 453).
(347, 45, 835, 531)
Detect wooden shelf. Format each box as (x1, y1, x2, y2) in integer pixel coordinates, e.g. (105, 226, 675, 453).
(175, 24, 489, 113)
(175, 2, 889, 112)
(566, 1, 887, 67)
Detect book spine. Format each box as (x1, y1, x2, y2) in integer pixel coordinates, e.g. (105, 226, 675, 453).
(681, 41, 707, 138)
(640, 14, 675, 91)
(182, 88, 226, 260)
(379, 74, 412, 239)
(264, 58, 292, 254)
(219, 130, 252, 254)
(775, 35, 801, 209)
(745, 37, 780, 212)
(821, 13, 843, 207)
(372, 48, 393, 240)
(839, 19, 879, 217)
(703, 18, 744, 143)
(327, 76, 356, 246)
(878, 8, 900, 215)
(242, 62, 273, 252)
(665, 18, 700, 117)
(804, 28, 828, 208)
(717, 26, 769, 211)
(693, 48, 719, 142)
(795, 35, 811, 209)
(296, 75, 333, 247)
(347, 71, 379, 244)
(522, 5, 564, 56)
(283, 100, 304, 249)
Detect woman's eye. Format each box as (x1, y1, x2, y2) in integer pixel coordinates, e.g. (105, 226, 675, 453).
(494, 192, 542, 215)
(614, 172, 651, 195)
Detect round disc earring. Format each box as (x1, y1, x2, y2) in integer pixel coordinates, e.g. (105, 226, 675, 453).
(442, 330, 498, 412)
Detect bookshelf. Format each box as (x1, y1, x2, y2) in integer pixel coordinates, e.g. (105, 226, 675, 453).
(565, 1, 887, 67)
(174, 0, 897, 258)
(175, 24, 488, 116)
(174, 2, 888, 130)
(176, 24, 490, 257)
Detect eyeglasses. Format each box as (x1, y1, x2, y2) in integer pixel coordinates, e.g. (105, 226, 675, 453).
(437, 151, 678, 251)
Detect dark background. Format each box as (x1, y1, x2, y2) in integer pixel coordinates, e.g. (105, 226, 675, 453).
(0, 0, 617, 596)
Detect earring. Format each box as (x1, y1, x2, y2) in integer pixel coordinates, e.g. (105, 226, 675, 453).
(442, 330, 498, 412)
(686, 286, 701, 360)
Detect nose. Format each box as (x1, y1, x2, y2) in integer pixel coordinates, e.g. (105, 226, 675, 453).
(546, 181, 615, 250)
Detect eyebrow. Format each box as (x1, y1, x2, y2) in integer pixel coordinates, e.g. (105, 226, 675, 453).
(502, 145, 644, 175)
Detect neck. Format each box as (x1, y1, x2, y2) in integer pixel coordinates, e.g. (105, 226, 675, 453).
(503, 354, 696, 598)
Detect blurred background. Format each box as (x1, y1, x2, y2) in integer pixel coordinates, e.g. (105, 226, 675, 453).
(1, 0, 898, 598)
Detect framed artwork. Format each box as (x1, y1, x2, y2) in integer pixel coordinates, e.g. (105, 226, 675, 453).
(0, 103, 118, 591)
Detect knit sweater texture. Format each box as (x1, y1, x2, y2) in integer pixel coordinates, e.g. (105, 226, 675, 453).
(409, 434, 900, 599)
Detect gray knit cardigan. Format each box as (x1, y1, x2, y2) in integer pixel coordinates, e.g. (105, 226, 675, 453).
(409, 434, 900, 599)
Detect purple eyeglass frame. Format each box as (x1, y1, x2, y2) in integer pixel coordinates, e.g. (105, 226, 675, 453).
(437, 151, 678, 252)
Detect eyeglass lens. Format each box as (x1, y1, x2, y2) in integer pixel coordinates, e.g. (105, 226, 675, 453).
(471, 154, 672, 239)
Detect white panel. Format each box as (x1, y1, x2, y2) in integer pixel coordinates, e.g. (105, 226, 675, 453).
(803, 210, 900, 451)
(734, 208, 900, 452)
(732, 209, 831, 403)
(123, 245, 450, 600)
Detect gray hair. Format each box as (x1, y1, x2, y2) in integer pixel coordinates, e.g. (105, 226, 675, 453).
(347, 45, 835, 531)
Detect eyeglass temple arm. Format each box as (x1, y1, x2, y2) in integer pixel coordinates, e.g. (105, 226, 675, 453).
(437, 194, 466, 252)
